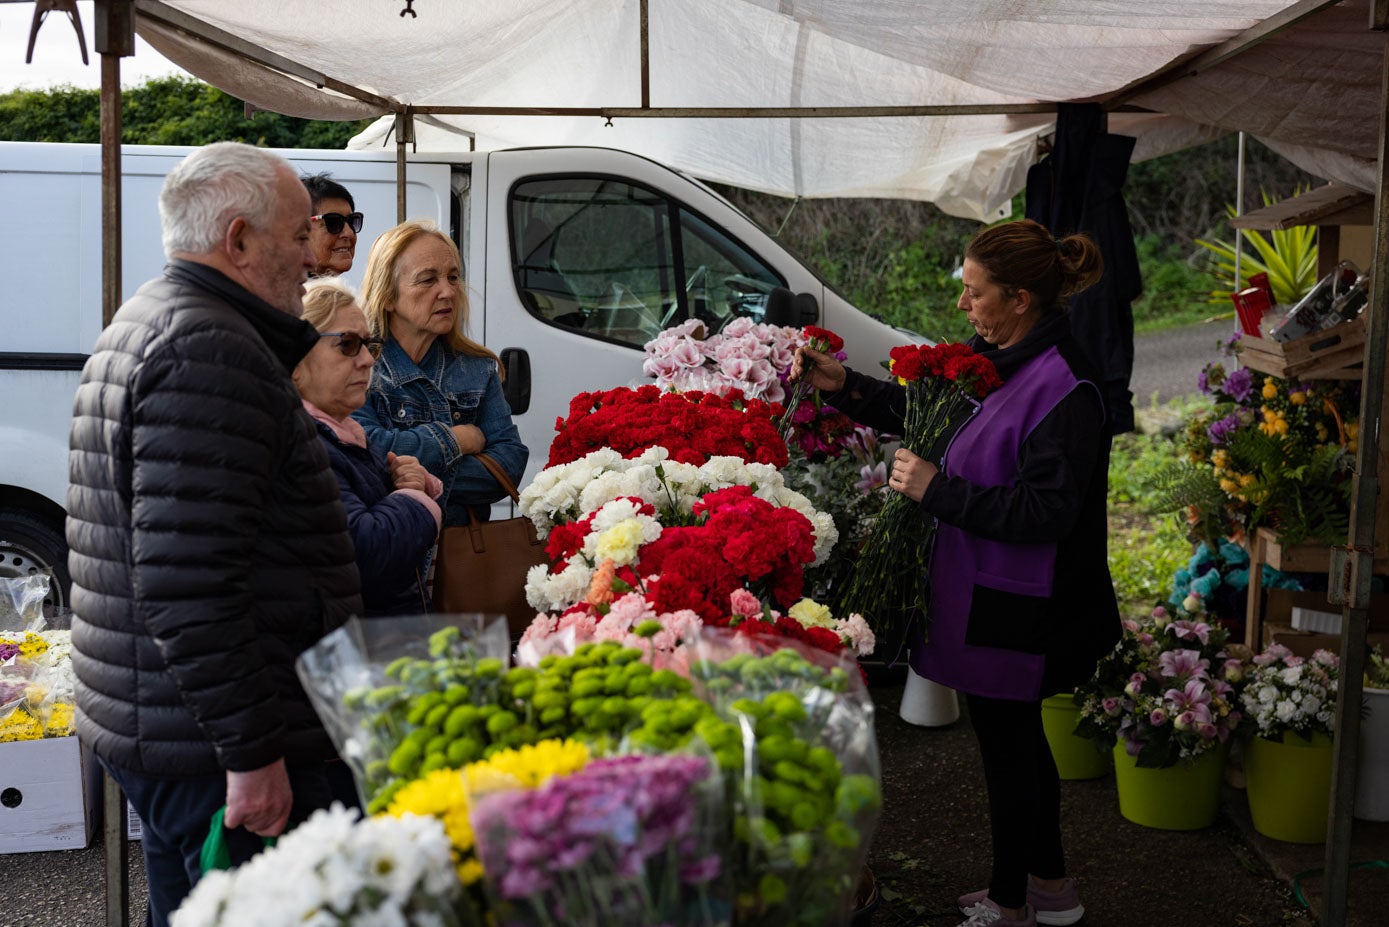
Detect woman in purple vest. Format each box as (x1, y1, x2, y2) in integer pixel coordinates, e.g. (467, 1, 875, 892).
(794, 219, 1121, 927)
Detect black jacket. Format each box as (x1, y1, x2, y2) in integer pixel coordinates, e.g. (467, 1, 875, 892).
(66, 260, 363, 777)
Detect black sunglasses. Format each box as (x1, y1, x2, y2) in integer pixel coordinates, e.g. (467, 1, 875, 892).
(311, 212, 364, 234)
(318, 332, 383, 358)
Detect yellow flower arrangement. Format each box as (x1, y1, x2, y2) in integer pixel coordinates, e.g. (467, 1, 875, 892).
(0, 707, 44, 742)
(382, 738, 592, 885)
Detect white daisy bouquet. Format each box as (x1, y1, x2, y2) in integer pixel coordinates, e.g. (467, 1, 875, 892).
(171, 805, 477, 927)
(1240, 643, 1338, 742)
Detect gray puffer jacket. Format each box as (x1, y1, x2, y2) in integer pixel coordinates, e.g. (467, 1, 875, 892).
(66, 259, 362, 778)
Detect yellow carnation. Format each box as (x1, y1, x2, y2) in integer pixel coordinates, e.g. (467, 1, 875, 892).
(787, 598, 834, 629)
(1262, 378, 1278, 400)
(386, 766, 482, 883)
(595, 519, 645, 565)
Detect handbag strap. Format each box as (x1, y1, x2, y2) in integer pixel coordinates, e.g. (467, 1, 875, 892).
(473, 452, 521, 504)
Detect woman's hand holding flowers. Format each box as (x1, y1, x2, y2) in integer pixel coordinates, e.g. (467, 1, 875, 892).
(889, 447, 935, 502)
(790, 346, 846, 393)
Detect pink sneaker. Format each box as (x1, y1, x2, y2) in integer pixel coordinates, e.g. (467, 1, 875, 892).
(958, 878, 1084, 926)
(956, 898, 1037, 927)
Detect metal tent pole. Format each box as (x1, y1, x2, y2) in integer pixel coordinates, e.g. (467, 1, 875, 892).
(1322, 5, 1389, 924)
(96, 2, 134, 924)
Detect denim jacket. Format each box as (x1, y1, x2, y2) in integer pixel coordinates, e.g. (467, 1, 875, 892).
(353, 337, 529, 526)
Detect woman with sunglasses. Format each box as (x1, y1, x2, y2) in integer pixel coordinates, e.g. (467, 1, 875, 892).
(302, 173, 363, 277)
(296, 277, 443, 616)
(353, 219, 528, 529)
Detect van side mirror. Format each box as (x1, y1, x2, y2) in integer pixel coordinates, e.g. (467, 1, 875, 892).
(500, 348, 531, 415)
(763, 287, 819, 327)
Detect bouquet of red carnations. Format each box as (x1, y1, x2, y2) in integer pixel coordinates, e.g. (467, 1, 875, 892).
(546, 385, 787, 469)
(833, 342, 1002, 645)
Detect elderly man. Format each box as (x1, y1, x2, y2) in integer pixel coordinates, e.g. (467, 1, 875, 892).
(66, 142, 362, 926)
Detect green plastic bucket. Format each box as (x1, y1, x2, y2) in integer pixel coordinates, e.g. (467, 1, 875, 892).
(1112, 741, 1225, 830)
(1041, 694, 1110, 780)
(1244, 732, 1334, 843)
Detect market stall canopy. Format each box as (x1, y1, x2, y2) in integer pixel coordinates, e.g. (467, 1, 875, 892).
(132, 0, 1381, 221)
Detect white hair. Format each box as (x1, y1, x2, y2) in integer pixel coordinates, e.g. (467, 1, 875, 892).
(159, 142, 294, 257)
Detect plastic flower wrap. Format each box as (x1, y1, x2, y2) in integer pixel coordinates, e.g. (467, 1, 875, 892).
(834, 342, 1002, 645)
(469, 752, 729, 927)
(171, 804, 474, 927)
(1074, 602, 1247, 768)
(1240, 643, 1338, 741)
(684, 630, 881, 927)
(546, 385, 788, 469)
(295, 614, 514, 813)
(0, 574, 76, 741)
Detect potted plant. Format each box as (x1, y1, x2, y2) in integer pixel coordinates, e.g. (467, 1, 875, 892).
(1358, 645, 1389, 822)
(1074, 601, 1245, 830)
(1239, 643, 1339, 842)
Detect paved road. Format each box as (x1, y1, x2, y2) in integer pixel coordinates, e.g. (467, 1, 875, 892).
(1130, 318, 1232, 407)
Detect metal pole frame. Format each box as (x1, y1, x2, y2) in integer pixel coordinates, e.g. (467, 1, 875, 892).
(1322, 5, 1389, 925)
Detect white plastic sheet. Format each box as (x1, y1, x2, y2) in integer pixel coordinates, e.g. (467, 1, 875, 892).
(136, 0, 1375, 219)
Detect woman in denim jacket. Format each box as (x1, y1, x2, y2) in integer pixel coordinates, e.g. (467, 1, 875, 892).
(353, 220, 528, 525)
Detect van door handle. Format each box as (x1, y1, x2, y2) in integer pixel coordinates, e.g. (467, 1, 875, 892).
(500, 348, 531, 415)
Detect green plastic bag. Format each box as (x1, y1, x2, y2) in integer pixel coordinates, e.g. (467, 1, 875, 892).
(198, 806, 277, 873)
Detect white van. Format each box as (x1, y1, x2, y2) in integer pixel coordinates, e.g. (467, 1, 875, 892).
(0, 142, 913, 606)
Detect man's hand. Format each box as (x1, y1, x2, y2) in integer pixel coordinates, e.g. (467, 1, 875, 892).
(223, 759, 292, 837)
(387, 452, 431, 492)
(451, 424, 486, 455)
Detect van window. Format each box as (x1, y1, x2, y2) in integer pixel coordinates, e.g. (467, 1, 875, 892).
(510, 177, 783, 347)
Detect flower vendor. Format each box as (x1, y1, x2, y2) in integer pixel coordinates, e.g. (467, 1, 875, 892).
(792, 219, 1121, 927)
(353, 219, 528, 527)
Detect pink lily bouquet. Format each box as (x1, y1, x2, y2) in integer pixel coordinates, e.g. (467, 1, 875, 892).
(1074, 601, 1248, 768)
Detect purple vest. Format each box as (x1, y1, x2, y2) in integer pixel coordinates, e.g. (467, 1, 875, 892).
(911, 346, 1098, 701)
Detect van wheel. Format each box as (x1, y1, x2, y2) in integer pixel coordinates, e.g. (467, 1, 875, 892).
(0, 509, 70, 611)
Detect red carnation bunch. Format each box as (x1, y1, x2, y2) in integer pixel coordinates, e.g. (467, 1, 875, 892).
(837, 341, 1002, 644)
(778, 325, 846, 442)
(547, 385, 788, 469)
(889, 342, 1004, 398)
(636, 486, 816, 623)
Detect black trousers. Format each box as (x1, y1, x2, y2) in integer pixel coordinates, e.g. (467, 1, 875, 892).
(965, 693, 1066, 909)
(102, 759, 332, 927)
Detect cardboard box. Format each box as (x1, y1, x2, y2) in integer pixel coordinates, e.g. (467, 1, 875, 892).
(0, 736, 100, 853)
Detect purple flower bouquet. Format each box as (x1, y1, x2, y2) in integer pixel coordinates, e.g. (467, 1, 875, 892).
(470, 753, 730, 927)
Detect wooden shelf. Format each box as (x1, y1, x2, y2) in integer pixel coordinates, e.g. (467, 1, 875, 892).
(1230, 183, 1373, 230)
(1243, 528, 1389, 649)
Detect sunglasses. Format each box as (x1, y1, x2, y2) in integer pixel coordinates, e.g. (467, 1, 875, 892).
(311, 212, 364, 235)
(318, 332, 383, 358)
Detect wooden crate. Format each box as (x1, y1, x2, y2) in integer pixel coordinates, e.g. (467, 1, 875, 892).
(1239, 316, 1365, 380)
(0, 737, 101, 853)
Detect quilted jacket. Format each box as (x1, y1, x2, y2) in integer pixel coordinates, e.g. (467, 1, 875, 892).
(66, 259, 362, 777)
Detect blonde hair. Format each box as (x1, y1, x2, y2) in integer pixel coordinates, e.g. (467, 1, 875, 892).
(301, 277, 359, 332)
(359, 219, 500, 375)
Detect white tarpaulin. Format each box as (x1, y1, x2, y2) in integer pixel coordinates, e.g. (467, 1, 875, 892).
(133, 0, 1381, 220)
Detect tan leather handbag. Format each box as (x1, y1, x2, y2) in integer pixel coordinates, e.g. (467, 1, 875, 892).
(432, 452, 547, 640)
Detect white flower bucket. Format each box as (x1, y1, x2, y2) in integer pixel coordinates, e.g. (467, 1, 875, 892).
(1356, 687, 1389, 822)
(899, 665, 959, 727)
